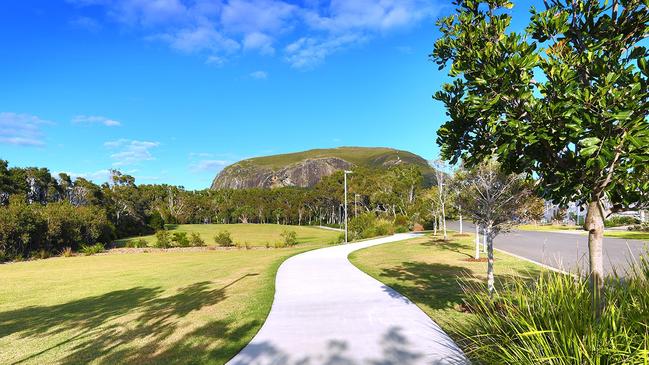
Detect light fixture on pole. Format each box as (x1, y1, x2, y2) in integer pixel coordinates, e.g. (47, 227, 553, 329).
(343, 170, 353, 243)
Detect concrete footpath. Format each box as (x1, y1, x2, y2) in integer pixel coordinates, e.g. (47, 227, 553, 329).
(227, 233, 468, 365)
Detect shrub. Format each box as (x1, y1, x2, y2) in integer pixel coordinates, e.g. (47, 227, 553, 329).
(395, 226, 409, 233)
(61, 247, 74, 257)
(348, 212, 396, 241)
(172, 232, 190, 247)
(630, 222, 649, 232)
(274, 241, 286, 248)
(605, 215, 640, 227)
(127, 238, 148, 248)
(154, 230, 171, 248)
(80, 243, 104, 256)
(214, 230, 234, 247)
(30, 249, 51, 260)
(457, 255, 649, 365)
(189, 232, 206, 247)
(280, 230, 298, 247)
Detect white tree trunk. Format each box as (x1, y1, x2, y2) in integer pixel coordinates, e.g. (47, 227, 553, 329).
(475, 224, 480, 259)
(433, 216, 437, 236)
(482, 227, 487, 253)
(441, 206, 447, 240)
(486, 224, 495, 296)
(459, 213, 463, 234)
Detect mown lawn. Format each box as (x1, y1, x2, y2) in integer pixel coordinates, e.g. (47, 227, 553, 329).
(0, 226, 337, 364)
(116, 223, 340, 247)
(517, 224, 649, 241)
(349, 232, 541, 338)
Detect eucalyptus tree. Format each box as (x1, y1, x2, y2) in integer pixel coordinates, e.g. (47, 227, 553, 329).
(433, 0, 648, 310)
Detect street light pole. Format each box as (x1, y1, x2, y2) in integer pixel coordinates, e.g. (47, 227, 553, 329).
(344, 170, 353, 243)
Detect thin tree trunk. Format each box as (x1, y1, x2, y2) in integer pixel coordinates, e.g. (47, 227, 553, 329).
(459, 213, 463, 234)
(475, 224, 480, 259)
(482, 227, 487, 253)
(433, 216, 437, 236)
(585, 199, 605, 317)
(486, 224, 495, 296)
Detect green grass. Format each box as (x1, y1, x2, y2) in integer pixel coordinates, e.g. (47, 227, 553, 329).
(516, 224, 580, 232)
(0, 226, 337, 364)
(238, 146, 433, 170)
(517, 224, 649, 241)
(349, 232, 540, 337)
(116, 224, 340, 248)
(603, 230, 649, 241)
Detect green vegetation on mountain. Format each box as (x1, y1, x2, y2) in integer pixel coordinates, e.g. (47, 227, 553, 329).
(211, 146, 436, 189)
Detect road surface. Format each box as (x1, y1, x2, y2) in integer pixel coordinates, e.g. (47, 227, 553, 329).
(227, 233, 468, 365)
(447, 221, 648, 274)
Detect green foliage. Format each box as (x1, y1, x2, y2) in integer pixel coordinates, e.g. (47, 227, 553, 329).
(171, 232, 190, 247)
(213, 230, 234, 247)
(348, 212, 396, 241)
(458, 257, 649, 364)
(189, 232, 205, 247)
(280, 230, 298, 247)
(432, 0, 649, 210)
(154, 230, 171, 249)
(605, 216, 640, 228)
(126, 238, 148, 248)
(80, 243, 104, 256)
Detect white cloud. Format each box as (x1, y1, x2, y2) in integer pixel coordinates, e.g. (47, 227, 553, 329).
(69, 0, 444, 68)
(249, 70, 268, 79)
(105, 138, 160, 166)
(0, 112, 52, 147)
(73, 115, 121, 127)
(285, 34, 365, 69)
(190, 159, 231, 172)
(205, 55, 226, 66)
(60, 169, 111, 182)
(243, 31, 275, 55)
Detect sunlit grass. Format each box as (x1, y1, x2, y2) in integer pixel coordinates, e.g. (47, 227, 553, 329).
(116, 223, 340, 247)
(0, 226, 336, 364)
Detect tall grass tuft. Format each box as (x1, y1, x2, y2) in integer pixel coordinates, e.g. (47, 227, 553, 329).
(457, 254, 649, 364)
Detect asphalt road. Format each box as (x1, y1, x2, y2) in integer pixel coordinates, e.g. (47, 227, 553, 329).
(446, 221, 648, 275)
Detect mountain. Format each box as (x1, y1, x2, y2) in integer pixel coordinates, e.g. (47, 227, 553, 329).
(210, 147, 435, 189)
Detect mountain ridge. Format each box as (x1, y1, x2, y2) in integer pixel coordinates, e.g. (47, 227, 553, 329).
(210, 146, 435, 189)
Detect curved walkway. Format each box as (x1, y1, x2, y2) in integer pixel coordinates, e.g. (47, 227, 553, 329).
(227, 233, 468, 365)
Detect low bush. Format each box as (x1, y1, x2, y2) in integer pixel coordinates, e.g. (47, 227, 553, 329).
(61, 247, 74, 257)
(457, 255, 649, 364)
(236, 241, 252, 250)
(189, 232, 206, 246)
(80, 243, 104, 256)
(154, 230, 171, 248)
(629, 222, 649, 232)
(172, 232, 190, 247)
(280, 230, 298, 247)
(30, 249, 51, 260)
(605, 215, 640, 227)
(127, 238, 148, 248)
(348, 213, 396, 241)
(214, 230, 234, 247)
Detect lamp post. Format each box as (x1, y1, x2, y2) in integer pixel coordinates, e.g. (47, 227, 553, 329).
(344, 170, 353, 243)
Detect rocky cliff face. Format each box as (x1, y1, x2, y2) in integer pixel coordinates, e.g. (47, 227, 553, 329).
(211, 157, 354, 189)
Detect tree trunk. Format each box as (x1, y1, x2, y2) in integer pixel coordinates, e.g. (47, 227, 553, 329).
(585, 199, 605, 317)
(433, 217, 437, 236)
(486, 224, 495, 296)
(482, 227, 487, 253)
(441, 205, 447, 240)
(459, 213, 463, 234)
(475, 224, 480, 259)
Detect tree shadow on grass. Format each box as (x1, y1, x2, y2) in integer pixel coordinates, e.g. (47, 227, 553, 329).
(1, 274, 261, 365)
(421, 239, 474, 259)
(379, 262, 472, 311)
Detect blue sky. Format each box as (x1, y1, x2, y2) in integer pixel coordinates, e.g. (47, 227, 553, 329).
(0, 0, 539, 190)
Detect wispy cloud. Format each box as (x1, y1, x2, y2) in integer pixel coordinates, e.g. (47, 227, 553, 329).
(249, 70, 268, 79)
(73, 115, 121, 127)
(190, 159, 231, 172)
(0, 112, 52, 146)
(105, 138, 160, 166)
(68, 0, 444, 69)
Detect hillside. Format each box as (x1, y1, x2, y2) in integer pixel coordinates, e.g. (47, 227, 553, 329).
(211, 146, 435, 189)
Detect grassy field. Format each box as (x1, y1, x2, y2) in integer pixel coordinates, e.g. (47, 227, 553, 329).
(349, 232, 540, 337)
(517, 224, 649, 241)
(237, 146, 433, 170)
(0, 226, 337, 364)
(116, 224, 340, 247)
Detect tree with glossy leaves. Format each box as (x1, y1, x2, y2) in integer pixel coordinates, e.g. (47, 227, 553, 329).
(432, 0, 648, 313)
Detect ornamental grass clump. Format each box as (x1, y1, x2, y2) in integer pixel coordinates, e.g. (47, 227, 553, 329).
(457, 254, 649, 364)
